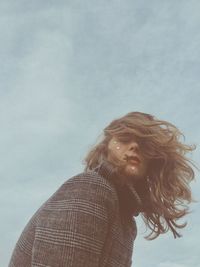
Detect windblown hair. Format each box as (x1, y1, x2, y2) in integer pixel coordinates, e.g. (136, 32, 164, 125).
(83, 112, 197, 240)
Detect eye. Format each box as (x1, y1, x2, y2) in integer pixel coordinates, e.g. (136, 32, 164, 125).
(117, 135, 134, 143)
(118, 138, 131, 143)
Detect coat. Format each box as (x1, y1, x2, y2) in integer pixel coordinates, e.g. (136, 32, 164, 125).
(8, 161, 144, 267)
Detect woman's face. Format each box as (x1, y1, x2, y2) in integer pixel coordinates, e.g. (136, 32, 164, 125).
(107, 134, 149, 181)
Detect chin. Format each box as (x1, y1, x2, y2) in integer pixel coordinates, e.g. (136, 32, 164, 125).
(125, 167, 143, 179)
(126, 165, 138, 173)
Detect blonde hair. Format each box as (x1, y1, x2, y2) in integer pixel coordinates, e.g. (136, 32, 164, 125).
(83, 112, 198, 240)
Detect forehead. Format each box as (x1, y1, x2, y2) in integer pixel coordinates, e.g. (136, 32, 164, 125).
(112, 133, 140, 142)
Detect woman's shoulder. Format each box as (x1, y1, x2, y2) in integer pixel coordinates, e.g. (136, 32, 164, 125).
(52, 170, 118, 204)
(67, 170, 115, 186)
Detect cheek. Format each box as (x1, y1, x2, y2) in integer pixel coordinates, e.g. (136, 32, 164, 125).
(108, 142, 125, 158)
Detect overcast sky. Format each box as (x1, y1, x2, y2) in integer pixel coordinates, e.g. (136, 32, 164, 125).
(1, 1, 200, 266)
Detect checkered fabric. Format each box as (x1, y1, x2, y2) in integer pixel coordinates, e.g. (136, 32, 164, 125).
(8, 169, 137, 267)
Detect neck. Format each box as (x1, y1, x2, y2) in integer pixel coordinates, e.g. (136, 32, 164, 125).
(93, 159, 145, 216)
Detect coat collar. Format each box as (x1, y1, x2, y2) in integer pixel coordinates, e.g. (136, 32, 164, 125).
(92, 160, 147, 217)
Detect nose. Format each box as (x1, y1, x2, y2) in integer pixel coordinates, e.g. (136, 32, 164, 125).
(128, 141, 139, 153)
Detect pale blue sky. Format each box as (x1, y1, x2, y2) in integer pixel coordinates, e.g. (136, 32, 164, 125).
(1, 1, 200, 266)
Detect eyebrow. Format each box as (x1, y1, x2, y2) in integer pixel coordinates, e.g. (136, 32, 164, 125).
(116, 134, 138, 141)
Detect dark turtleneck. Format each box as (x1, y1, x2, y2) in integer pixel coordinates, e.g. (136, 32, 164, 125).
(93, 160, 150, 220)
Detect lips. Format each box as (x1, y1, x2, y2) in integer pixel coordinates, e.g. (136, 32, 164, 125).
(128, 156, 141, 165)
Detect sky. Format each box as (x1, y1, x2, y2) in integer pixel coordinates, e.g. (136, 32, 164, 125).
(1, 1, 200, 266)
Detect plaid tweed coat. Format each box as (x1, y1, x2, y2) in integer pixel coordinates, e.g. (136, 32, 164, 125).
(8, 161, 144, 267)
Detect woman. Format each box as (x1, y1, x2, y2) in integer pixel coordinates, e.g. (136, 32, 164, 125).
(8, 112, 197, 267)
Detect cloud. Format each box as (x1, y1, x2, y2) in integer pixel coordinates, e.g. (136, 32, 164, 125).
(1, 1, 200, 267)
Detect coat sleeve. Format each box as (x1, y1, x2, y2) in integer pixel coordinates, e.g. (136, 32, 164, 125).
(31, 172, 117, 267)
